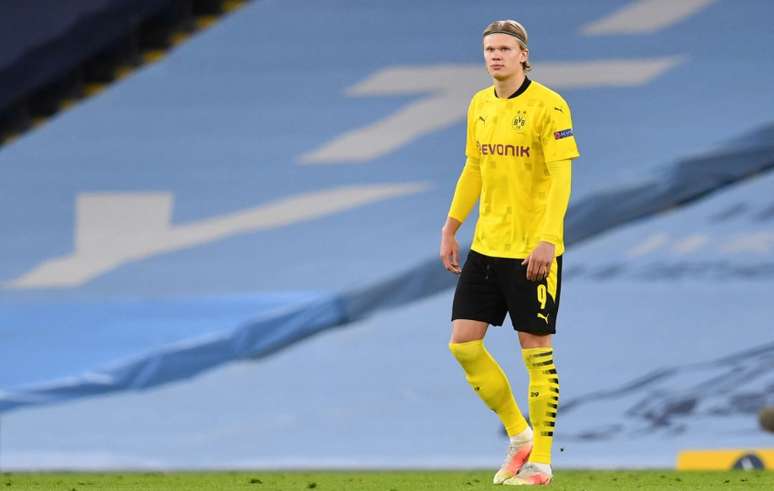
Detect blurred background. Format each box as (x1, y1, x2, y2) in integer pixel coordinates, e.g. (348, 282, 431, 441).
(1, 0, 773, 471)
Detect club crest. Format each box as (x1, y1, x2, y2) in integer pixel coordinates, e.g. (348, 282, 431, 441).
(512, 110, 527, 131)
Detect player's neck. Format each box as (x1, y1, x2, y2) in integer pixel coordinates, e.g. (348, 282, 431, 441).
(493, 72, 526, 99)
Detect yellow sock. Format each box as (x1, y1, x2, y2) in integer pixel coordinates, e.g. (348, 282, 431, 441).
(522, 347, 559, 464)
(449, 340, 529, 437)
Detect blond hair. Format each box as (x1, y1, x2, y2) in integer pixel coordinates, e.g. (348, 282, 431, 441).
(482, 20, 531, 72)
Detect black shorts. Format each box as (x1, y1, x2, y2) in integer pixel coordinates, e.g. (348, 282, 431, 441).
(451, 249, 563, 335)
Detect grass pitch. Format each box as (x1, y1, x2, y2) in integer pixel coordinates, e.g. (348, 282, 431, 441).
(3, 470, 772, 490)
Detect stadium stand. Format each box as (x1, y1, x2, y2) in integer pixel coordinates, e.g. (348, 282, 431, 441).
(1, 0, 773, 469)
(0, 0, 247, 145)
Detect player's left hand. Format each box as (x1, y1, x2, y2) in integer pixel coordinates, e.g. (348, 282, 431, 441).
(522, 241, 555, 281)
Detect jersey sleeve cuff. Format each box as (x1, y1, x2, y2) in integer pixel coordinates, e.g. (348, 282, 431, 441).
(538, 235, 561, 246)
(545, 153, 578, 165)
(448, 212, 466, 223)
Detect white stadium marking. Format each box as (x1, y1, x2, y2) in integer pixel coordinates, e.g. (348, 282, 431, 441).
(626, 233, 670, 257)
(672, 235, 708, 254)
(582, 0, 716, 36)
(5, 182, 428, 288)
(299, 58, 682, 164)
(625, 232, 774, 258)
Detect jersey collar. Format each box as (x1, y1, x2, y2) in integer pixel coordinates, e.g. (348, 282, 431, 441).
(493, 77, 532, 100)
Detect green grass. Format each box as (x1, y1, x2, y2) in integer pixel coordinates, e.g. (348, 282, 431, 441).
(3, 470, 773, 490)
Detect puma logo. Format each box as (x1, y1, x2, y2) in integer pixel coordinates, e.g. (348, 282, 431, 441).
(537, 313, 550, 323)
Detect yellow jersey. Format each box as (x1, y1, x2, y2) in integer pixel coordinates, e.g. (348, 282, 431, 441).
(449, 79, 579, 258)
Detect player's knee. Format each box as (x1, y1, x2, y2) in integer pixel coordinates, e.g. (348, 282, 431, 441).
(449, 340, 484, 363)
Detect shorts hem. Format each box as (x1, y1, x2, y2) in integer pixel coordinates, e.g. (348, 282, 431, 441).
(513, 324, 556, 336)
(451, 314, 504, 327)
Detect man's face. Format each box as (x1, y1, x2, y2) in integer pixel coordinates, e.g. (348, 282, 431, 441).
(483, 33, 527, 80)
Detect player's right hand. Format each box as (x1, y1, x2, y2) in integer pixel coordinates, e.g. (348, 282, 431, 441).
(440, 233, 461, 274)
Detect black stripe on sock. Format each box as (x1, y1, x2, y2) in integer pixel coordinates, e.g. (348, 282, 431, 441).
(548, 403, 558, 409)
(533, 351, 553, 358)
(534, 360, 554, 367)
(544, 369, 557, 374)
(549, 378, 559, 383)
(545, 421, 556, 427)
(541, 431, 554, 437)
(546, 411, 557, 418)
